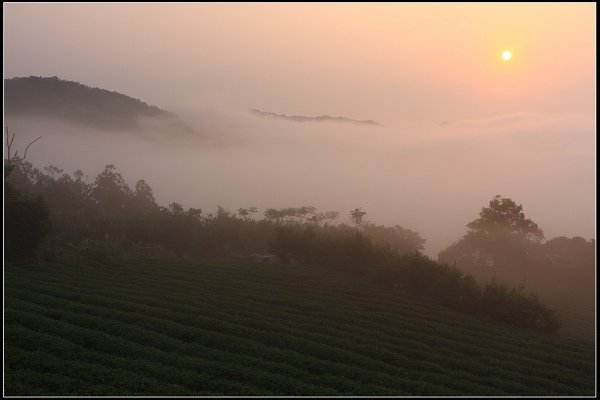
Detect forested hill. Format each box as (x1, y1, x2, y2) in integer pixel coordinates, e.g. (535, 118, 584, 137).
(4, 76, 175, 131)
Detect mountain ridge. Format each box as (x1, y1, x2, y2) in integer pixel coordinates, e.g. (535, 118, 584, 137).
(249, 108, 382, 126)
(4, 76, 176, 131)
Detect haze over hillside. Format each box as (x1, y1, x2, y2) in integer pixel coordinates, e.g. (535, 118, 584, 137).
(4, 76, 595, 258)
(4, 3, 595, 258)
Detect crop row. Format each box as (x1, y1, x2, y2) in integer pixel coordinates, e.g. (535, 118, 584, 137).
(6, 285, 523, 395)
(115, 257, 600, 354)
(7, 297, 437, 395)
(5, 258, 571, 351)
(6, 275, 593, 389)
(6, 279, 591, 395)
(5, 259, 595, 396)
(96, 256, 597, 345)
(7, 261, 592, 368)
(6, 308, 364, 395)
(6, 269, 584, 380)
(6, 295, 459, 395)
(7, 262, 592, 382)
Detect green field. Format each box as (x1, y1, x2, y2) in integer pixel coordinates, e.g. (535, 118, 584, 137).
(4, 256, 596, 396)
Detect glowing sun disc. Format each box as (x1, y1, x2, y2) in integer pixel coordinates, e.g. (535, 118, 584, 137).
(502, 50, 513, 61)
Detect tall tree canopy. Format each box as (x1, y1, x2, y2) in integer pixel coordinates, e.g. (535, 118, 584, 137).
(439, 195, 543, 271)
(467, 195, 544, 243)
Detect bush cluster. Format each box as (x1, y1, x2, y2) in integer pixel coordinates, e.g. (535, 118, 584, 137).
(269, 225, 560, 333)
(5, 161, 560, 333)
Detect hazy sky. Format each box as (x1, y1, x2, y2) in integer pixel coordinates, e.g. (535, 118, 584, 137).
(3, 3, 596, 256)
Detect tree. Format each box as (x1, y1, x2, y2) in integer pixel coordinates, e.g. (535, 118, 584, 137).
(91, 164, 131, 215)
(467, 195, 544, 243)
(238, 206, 259, 221)
(216, 205, 232, 219)
(439, 195, 543, 271)
(187, 207, 203, 219)
(362, 222, 426, 255)
(4, 128, 49, 260)
(307, 210, 339, 225)
(538, 236, 595, 271)
(264, 208, 284, 222)
(4, 127, 41, 178)
(132, 179, 157, 213)
(5, 184, 51, 260)
(89, 164, 132, 239)
(168, 202, 185, 215)
(296, 206, 317, 223)
(350, 207, 366, 225)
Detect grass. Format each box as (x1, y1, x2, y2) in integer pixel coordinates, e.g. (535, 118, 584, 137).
(4, 255, 596, 396)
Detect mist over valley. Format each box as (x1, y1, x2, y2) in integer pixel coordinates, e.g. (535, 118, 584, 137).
(4, 4, 595, 397)
(4, 77, 594, 258)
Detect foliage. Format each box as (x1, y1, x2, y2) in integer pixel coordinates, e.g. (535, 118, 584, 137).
(361, 222, 425, 254)
(438, 195, 595, 341)
(350, 207, 366, 225)
(4, 182, 51, 261)
(536, 236, 595, 271)
(269, 225, 560, 333)
(439, 195, 544, 270)
(467, 195, 544, 243)
(6, 162, 562, 333)
(5, 257, 594, 396)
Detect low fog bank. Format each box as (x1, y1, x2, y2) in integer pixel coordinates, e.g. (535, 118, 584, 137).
(5, 108, 595, 257)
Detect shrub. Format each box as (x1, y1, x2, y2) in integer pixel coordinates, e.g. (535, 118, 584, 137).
(5, 183, 51, 260)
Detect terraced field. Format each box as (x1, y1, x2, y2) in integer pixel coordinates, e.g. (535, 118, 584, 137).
(4, 256, 596, 396)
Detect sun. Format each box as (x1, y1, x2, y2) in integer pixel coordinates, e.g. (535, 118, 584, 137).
(501, 50, 513, 61)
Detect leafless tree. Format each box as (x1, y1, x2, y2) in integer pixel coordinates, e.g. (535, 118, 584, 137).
(4, 127, 41, 178)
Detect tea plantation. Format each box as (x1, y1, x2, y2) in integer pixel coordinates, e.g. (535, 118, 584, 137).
(4, 256, 596, 396)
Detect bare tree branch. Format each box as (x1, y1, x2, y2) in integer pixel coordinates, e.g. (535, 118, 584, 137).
(6, 127, 16, 160)
(4, 127, 42, 178)
(22, 136, 42, 160)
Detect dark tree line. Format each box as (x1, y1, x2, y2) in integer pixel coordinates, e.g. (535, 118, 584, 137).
(437, 195, 594, 339)
(5, 160, 566, 333)
(5, 161, 426, 260)
(439, 195, 594, 274)
(4, 130, 49, 260)
(268, 224, 559, 332)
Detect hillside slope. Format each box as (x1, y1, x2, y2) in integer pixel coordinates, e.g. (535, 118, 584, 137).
(4, 76, 174, 131)
(4, 256, 595, 396)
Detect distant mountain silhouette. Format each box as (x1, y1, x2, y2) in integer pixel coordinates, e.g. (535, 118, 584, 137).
(4, 76, 177, 131)
(249, 108, 382, 126)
